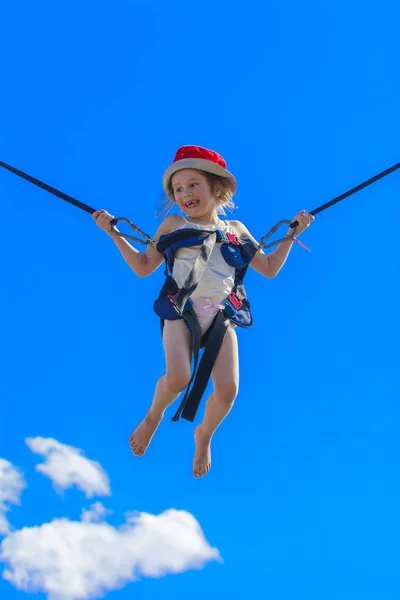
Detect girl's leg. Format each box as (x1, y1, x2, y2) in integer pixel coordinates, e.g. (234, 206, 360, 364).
(193, 324, 239, 477)
(129, 320, 192, 456)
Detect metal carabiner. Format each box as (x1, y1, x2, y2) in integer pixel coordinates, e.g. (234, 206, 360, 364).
(111, 217, 156, 247)
(259, 220, 297, 249)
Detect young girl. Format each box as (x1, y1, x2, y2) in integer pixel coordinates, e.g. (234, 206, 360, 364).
(93, 145, 314, 478)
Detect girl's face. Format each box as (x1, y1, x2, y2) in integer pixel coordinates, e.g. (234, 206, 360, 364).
(171, 169, 220, 221)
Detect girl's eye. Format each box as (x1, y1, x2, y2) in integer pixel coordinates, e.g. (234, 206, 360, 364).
(174, 182, 198, 193)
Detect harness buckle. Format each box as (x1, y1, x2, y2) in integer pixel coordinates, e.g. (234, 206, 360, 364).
(216, 230, 240, 245)
(221, 292, 243, 316)
(227, 292, 243, 310)
(227, 232, 240, 246)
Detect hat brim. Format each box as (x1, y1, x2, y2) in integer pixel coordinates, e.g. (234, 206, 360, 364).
(163, 158, 236, 199)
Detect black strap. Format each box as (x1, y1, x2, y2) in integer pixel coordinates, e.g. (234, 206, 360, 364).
(0, 160, 97, 216)
(0, 160, 155, 245)
(289, 162, 400, 229)
(180, 311, 230, 422)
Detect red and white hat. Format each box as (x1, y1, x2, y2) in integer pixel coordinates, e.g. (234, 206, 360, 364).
(162, 145, 236, 199)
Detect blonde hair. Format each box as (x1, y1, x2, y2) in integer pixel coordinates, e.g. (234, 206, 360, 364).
(155, 169, 237, 220)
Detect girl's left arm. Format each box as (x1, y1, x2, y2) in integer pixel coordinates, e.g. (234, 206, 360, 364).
(230, 210, 314, 278)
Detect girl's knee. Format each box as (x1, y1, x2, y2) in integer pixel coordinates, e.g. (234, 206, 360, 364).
(165, 370, 191, 394)
(214, 380, 239, 405)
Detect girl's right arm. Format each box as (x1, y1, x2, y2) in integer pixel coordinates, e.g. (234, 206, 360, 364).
(92, 211, 182, 278)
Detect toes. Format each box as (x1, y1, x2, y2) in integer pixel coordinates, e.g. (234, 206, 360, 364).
(132, 443, 143, 456)
(129, 434, 147, 457)
(193, 463, 211, 478)
(129, 436, 141, 455)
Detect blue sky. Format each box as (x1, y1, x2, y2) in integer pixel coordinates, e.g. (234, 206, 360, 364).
(1, 0, 399, 599)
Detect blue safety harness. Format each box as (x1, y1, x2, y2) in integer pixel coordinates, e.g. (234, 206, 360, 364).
(154, 226, 258, 422)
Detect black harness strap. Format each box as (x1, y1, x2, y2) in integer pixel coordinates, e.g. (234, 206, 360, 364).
(179, 311, 230, 422)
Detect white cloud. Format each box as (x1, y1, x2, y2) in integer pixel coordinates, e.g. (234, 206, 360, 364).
(1, 508, 220, 600)
(25, 438, 110, 498)
(1, 439, 219, 599)
(0, 459, 26, 536)
(80, 502, 112, 523)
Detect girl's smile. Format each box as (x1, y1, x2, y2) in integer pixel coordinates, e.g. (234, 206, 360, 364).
(184, 197, 200, 210)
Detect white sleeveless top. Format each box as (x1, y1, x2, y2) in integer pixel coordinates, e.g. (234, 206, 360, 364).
(172, 218, 235, 301)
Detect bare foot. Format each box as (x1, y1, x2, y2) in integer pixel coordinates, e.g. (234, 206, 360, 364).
(193, 425, 212, 478)
(129, 411, 162, 456)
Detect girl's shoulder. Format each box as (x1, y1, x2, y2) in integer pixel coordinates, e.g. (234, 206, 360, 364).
(159, 214, 186, 235)
(228, 220, 260, 249)
(226, 219, 248, 237)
